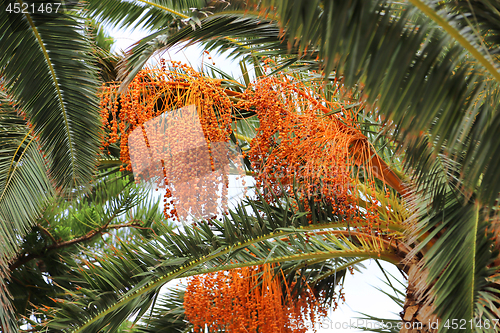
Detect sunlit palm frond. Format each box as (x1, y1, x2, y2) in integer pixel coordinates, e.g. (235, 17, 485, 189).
(85, 0, 232, 33)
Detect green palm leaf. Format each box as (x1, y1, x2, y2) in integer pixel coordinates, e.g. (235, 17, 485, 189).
(409, 0, 500, 81)
(0, 1, 101, 191)
(410, 193, 499, 331)
(17, 1, 500, 330)
(0, 4, 107, 329)
(135, 288, 190, 333)
(9, 171, 167, 331)
(0, 90, 53, 332)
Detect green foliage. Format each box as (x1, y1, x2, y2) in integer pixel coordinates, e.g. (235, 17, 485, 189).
(119, 0, 500, 207)
(0, 90, 53, 331)
(0, 0, 101, 192)
(135, 287, 189, 333)
(110, 2, 500, 329)
(85, 0, 206, 32)
(7, 172, 167, 330)
(412, 193, 500, 329)
(0, 10, 124, 329)
(0, 91, 52, 268)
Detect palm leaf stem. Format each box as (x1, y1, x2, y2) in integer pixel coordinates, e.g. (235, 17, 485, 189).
(138, 0, 189, 19)
(280, 256, 351, 275)
(180, 250, 399, 276)
(470, 203, 479, 320)
(73, 251, 395, 333)
(4, 127, 33, 177)
(312, 257, 368, 283)
(277, 230, 409, 255)
(0, 132, 35, 206)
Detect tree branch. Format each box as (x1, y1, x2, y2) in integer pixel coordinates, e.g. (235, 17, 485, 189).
(8, 222, 146, 271)
(37, 223, 57, 244)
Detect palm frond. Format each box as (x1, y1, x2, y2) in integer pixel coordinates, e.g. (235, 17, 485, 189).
(409, 0, 500, 81)
(117, 14, 279, 87)
(0, 90, 53, 332)
(135, 287, 190, 333)
(10, 172, 167, 330)
(85, 0, 214, 32)
(0, 0, 101, 191)
(0, 91, 52, 263)
(409, 193, 500, 331)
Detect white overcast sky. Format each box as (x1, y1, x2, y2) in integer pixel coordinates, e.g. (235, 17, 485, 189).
(106, 25, 406, 332)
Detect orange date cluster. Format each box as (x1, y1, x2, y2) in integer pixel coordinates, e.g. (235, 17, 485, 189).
(184, 264, 330, 333)
(99, 61, 234, 222)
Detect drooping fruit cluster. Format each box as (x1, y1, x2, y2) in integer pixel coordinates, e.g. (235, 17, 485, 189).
(235, 67, 381, 229)
(184, 264, 329, 333)
(99, 61, 236, 222)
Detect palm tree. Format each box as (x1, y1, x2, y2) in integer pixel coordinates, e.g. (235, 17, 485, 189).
(5, 0, 500, 332)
